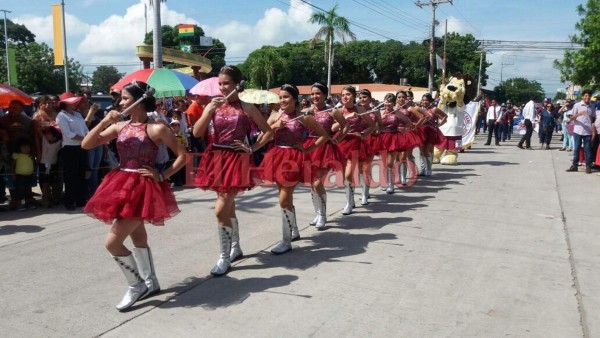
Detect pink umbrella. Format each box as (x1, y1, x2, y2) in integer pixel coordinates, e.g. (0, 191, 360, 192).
(190, 77, 222, 97)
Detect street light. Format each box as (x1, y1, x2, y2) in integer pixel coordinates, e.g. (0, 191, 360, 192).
(1, 9, 11, 85)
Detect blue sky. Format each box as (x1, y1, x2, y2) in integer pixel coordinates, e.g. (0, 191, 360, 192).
(2, 0, 585, 95)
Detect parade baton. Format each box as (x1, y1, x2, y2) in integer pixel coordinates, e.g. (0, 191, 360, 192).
(286, 103, 342, 123)
(120, 86, 156, 118)
(358, 103, 384, 116)
(224, 80, 247, 101)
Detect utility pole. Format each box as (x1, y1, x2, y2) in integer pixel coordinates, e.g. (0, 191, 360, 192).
(415, 0, 452, 94)
(477, 44, 484, 94)
(442, 18, 447, 86)
(1, 9, 11, 86)
(500, 61, 513, 83)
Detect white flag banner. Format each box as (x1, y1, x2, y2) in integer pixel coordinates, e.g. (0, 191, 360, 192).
(462, 101, 479, 147)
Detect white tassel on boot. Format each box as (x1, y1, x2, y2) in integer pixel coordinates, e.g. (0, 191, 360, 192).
(342, 181, 354, 215)
(291, 206, 300, 242)
(314, 193, 327, 230)
(386, 168, 395, 194)
(399, 162, 408, 185)
(230, 218, 244, 262)
(133, 247, 160, 300)
(211, 226, 232, 276)
(271, 208, 294, 254)
(113, 254, 148, 311)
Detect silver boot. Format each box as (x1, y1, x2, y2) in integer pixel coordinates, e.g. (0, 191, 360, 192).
(230, 218, 244, 262)
(211, 226, 232, 276)
(425, 156, 433, 176)
(113, 254, 148, 311)
(359, 173, 370, 203)
(399, 162, 408, 185)
(291, 207, 300, 242)
(271, 208, 294, 254)
(309, 193, 319, 226)
(314, 193, 327, 230)
(386, 168, 395, 194)
(418, 156, 427, 176)
(133, 247, 160, 300)
(342, 181, 354, 215)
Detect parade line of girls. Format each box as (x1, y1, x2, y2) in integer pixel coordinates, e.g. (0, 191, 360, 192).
(85, 65, 446, 311)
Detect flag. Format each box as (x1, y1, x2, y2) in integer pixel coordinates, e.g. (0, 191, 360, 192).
(179, 24, 194, 37)
(462, 101, 479, 147)
(436, 54, 445, 71)
(52, 4, 64, 66)
(8, 47, 17, 85)
(180, 44, 192, 53)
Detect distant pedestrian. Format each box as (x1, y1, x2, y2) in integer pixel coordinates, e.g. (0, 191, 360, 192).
(517, 97, 536, 149)
(559, 99, 575, 151)
(538, 103, 556, 149)
(484, 99, 501, 146)
(566, 89, 595, 173)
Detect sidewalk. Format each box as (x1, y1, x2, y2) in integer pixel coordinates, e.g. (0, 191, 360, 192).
(1, 134, 598, 337)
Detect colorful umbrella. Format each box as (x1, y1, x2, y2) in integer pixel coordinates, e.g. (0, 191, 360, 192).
(0, 84, 34, 108)
(110, 68, 199, 98)
(239, 89, 280, 104)
(189, 77, 222, 97)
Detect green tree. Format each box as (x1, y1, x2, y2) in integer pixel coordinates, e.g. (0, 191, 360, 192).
(91, 66, 124, 93)
(554, 91, 567, 101)
(245, 47, 287, 89)
(0, 42, 85, 93)
(333, 40, 378, 84)
(0, 19, 36, 48)
(554, 0, 600, 89)
(373, 40, 404, 84)
(494, 77, 544, 105)
(309, 4, 356, 93)
(442, 33, 490, 87)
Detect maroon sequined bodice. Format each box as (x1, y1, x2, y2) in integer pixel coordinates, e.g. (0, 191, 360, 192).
(117, 123, 158, 169)
(274, 111, 305, 147)
(344, 106, 368, 133)
(380, 111, 401, 132)
(212, 101, 251, 145)
(309, 105, 335, 137)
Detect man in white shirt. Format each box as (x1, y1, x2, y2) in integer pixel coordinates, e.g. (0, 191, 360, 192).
(518, 97, 536, 149)
(485, 99, 501, 146)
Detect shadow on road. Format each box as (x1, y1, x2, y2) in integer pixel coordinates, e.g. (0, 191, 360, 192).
(0, 224, 45, 235)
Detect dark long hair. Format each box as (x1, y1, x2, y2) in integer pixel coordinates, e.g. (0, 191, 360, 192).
(123, 81, 157, 112)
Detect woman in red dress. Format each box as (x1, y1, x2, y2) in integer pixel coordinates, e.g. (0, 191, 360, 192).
(358, 89, 382, 205)
(395, 90, 424, 185)
(377, 93, 413, 193)
(260, 84, 329, 254)
(82, 81, 186, 311)
(303, 82, 348, 230)
(410, 93, 447, 176)
(193, 66, 273, 276)
(333, 86, 376, 215)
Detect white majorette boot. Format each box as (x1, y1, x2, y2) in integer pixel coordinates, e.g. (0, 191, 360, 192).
(418, 156, 427, 176)
(229, 218, 244, 262)
(113, 254, 148, 311)
(359, 173, 370, 204)
(386, 168, 395, 194)
(291, 207, 300, 242)
(313, 193, 327, 230)
(133, 247, 160, 300)
(425, 155, 433, 176)
(211, 226, 232, 276)
(271, 208, 294, 254)
(309, 192, 319, 226)
(399, 162, 408, 185)
(342, 180, 354, 215)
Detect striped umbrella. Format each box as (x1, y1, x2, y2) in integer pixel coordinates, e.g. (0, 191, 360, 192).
(110, 68, 199, 98)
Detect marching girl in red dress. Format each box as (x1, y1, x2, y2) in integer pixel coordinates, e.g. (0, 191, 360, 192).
(358, 89, 382, 205)
(82, 81, 186, 311)
(333, 86, 376, 215)
(260, 84, 329, 254)
(377, 93, 413, 194)
(395, 90, 424, 185)
(303, 82, 348, 230)
(410, 93, 447, 176)
(193, 66, 273, 276)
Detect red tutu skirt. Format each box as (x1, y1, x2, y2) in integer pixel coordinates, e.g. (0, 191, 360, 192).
(436, 135, 462, 151)
(84, 169, 179, 225)
(303, 138, 345, 173)
(377, 132, 400, 152)
(194, 146, 256, 193)
(423, 125, 444, 145)
(337, 134, 373, 161)
(397, 129, 422, 150)
(366, 134, 381, 156)
(258, 146, 306, 187)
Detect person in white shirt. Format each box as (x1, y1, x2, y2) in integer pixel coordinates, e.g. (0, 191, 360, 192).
(56, 92, 89, 210)
(518, 97, 536, 149)
(485, 99, 501, 146)
(566, 89, 596, 173)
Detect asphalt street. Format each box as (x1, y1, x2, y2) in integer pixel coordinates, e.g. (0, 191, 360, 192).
(1, 133, 598, 337)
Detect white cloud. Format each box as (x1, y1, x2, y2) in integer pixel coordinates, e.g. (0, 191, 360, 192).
(437, 16, 470, 36)
(14, 13, 91, 43)
(203, 0, 316, 58)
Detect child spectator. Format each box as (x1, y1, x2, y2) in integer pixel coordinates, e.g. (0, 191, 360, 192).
(169, 120, 187, 186)
(40, 126, 63, 207)
(12, 138, 36, 211)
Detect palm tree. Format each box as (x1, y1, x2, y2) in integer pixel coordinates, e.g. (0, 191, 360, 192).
(247, 48, 286, 89)
(149, 0, 166, 68)
(309, 5, 356, 94)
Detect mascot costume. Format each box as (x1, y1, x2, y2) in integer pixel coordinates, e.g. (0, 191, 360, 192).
(433, 73, 477, 165)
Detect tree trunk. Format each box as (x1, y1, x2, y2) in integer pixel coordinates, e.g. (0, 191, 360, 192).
(327, 35, 333, 96)
(152, 1, 162, 68)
